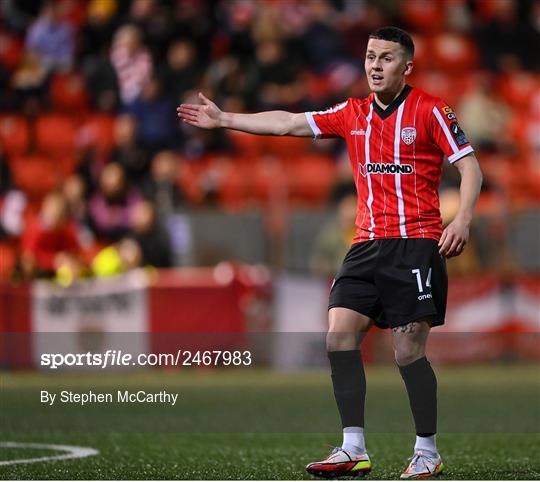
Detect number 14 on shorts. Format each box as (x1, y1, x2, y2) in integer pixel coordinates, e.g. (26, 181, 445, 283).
(411, 268, 432, 293)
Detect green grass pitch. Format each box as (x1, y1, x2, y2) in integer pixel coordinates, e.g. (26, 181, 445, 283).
(1, 364, 539, 480)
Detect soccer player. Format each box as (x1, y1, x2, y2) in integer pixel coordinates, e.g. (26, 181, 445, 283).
(177, 27, 483, 479)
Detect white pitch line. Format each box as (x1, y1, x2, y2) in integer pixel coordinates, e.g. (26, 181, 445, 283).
(0, 442, 98, 466)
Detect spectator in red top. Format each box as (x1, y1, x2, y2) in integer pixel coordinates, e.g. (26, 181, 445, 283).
(21, 192, 81, 279)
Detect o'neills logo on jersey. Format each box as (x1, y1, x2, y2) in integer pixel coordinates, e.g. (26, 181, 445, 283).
(367, 163, 414, 174)
(350, 129, 366, 136)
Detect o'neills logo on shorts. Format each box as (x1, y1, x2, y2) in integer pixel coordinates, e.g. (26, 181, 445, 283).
(367, 163, 413, 174)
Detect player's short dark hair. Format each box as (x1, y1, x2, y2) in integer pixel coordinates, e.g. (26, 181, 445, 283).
(369, 27, 415, 59)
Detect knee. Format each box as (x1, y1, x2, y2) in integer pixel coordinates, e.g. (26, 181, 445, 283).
(326, 331, 357, 352)
(394, 345, 424, 367)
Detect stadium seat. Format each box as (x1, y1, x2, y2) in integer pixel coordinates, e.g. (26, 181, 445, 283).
(303, 72, 332, 103)
(228, 130, 264, 159)
(176, 155, 211, 205)
(60, 0, 87, 28)
(497, 71, 539, 110)
(410, 33, 429, 70)
(288, 155, 337, 205)
(77, 114, 115, 157)
(0, 240, 17, 281)
(400, 0, 444, 33)
(251, 156, 287, 203)
(50, 72, 89, 112)
(412, 69, 454, 105)
(0, 31, 23, 70)
(10, 154, 59, 204)
(36, 114, 77, 156)
(431, 33, 478, 72)
(217, 160, 252, 210)
(0, 114, 29, 156)
(263, 136, 311, 160)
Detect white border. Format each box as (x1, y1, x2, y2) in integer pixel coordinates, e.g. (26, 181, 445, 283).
(304, 112, 321, 138)
(448, 145, 475, 164)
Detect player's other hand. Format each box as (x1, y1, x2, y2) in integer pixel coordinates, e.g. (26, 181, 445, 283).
(438, 218, 470, 258)
(177, 92, 222, 129)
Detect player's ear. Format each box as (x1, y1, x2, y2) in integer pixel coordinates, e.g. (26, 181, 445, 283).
(404, 60, 413, 77)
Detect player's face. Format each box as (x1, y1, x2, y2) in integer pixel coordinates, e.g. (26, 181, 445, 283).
(365, 39, 412, 96)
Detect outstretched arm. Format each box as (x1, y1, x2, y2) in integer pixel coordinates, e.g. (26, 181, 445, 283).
(438, 154, 483, 258)
(177, 93, 313, 137)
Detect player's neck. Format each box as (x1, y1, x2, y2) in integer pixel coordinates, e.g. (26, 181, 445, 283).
(373, 84, 406, 110)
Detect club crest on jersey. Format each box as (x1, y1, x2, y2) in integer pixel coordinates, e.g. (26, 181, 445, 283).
(401, 127, 416, 145)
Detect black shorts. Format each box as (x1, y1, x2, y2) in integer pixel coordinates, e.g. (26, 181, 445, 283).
(328, 238, 447, 329)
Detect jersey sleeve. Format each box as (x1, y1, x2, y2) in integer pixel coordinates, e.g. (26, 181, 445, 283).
(304, 99, 350, 139)
(429, 100, 474, 163)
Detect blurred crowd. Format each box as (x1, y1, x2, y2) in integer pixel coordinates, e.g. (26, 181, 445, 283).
(0, 0, 538, 282)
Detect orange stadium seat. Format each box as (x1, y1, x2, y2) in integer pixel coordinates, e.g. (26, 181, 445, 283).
(497, 71, 540, 110)
(400, 0, 445, 33)
(410, 33, 429, 70)
(59, 0, 87, 28)
(288, 155, 337, 205)
(251, 157, 287, 203)
(264, 135, 311, 160)
(77, 114, 115, 156)
(36, 114, 77, 155)
(0, 240, 17, 281)
(0, 115, 29, 155)
(227, 130, 264, 159)
(0, 31, 23, 70)
(431, 33, 478, 73)
(50, 72, 89, 112)
(304, 73, 332, 103)
(411, 69, 454, 104)
(10, 154, 59, 204)
(217, 161, 252, 210)
(176, 157, 205, 204)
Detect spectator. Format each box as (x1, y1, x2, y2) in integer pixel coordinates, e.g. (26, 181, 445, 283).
(129, 200, 172, 268)
(474, 0, 537, 71)
(310, 192, 357, 278)
(458, 73, 511, 152)
(245, 39, 302, 110)
(141, 150, 185, 216)
(79, 0, 120, 112)
(128, 0, 174, 64)
(89, 163, 142, 242)
(21, 191, 82, 279)
(91, 237, 142, 277)
(79, 0, 119, 63)
(11, 52, 49, 112)
(25, 1, 75, 72)
(0, 147, 26, 239)
(159, 39, 199, 103)
(62, 174, 95, 249)
(110, 24, 153, 106)
(0, 147, 15, 198)
(109, 114, 150, 188)
(124, 76, 177, 152)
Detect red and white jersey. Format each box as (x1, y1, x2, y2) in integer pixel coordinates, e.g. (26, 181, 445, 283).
(305, 85, 474, 242)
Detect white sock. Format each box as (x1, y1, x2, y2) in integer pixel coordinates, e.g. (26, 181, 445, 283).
(414, 434, 437, 455)
(342, 426, 365, 454)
